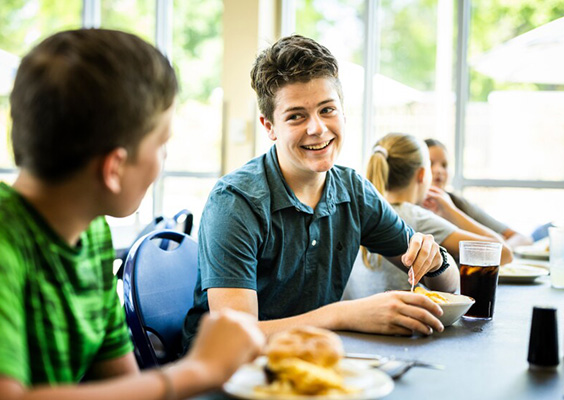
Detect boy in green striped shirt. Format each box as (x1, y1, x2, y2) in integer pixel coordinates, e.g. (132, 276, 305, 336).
(0, 29, 264, 400)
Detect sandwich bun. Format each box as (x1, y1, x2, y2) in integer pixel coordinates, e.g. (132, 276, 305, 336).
(258, 327, 356, 396)
(266, 326, 344, 368)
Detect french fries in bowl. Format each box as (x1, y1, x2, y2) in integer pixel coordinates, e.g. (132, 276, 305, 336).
(414, 287, 475, 327)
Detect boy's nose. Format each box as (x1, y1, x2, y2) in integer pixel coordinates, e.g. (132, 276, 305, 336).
(306, 115, 327, 136)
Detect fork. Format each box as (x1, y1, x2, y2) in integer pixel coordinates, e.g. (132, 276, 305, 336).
(378, 359, 422, 379)
(346, 353, 444, 379)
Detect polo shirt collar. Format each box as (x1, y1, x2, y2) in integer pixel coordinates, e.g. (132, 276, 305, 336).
(265, 145, 351, 216)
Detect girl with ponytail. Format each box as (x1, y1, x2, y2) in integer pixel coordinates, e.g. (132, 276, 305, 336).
(344, 133, 512, 299)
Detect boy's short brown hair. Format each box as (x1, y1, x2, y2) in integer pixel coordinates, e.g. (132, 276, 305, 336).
(10, 29, 178, 183)
(250, 35, 342, 122)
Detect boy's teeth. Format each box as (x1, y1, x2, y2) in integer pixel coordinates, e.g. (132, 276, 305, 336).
(304, 140, 330, 150)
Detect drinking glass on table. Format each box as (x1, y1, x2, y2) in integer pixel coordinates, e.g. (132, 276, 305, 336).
(549, 227, 564, 289)
(459, 241, 502, 320)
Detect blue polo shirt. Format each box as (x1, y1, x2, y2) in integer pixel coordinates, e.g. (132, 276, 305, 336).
(181, 145, 412, 351)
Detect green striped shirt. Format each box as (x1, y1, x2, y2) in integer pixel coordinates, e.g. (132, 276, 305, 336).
(0, 182, 133, 386)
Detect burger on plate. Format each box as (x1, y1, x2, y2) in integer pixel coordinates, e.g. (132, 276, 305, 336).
(258, 326, 355, 396)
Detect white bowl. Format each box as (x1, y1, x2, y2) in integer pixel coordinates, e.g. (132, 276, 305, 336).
(433, 291, 475, 327)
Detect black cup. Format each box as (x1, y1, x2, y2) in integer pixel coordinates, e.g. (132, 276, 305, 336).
(527, 306, 559, 369)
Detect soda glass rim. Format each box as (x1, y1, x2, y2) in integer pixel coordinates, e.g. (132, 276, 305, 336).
(459, 241, 502, 266)
(459, 241, 503, 249)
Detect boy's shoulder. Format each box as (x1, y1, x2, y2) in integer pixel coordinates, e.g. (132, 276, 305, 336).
(329, 164, 375, 199)
(0, 183, 27, 230)
(222, 154, 267, 184)
(214, 153, 271, 203)
(330, 163, 362, 182)
(0, 182, 109, 246)
(0, 184, 40, 272)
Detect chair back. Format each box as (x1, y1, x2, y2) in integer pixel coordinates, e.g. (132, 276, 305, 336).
(123, 229, 198, 368)
(115, 209, 193, 278)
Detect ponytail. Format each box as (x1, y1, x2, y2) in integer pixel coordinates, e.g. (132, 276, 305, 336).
(362, 133, 427, 268)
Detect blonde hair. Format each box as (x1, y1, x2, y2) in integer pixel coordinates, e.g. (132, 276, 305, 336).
(362, 133, 428, 267)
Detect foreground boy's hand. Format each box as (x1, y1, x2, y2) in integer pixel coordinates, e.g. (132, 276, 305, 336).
(184, 309, 265, 387)
(340, 291, 444, 336)
(402, 232, 443, 285)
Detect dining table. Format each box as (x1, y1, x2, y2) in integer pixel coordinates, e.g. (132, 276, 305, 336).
(192, 266, 563, 400)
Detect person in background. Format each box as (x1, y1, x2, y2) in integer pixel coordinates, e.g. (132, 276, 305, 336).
(343, 133, 511, 300)
(181, 35, 460, 350)
(424, 138, 533, 249)
(0, 29, 264, 400)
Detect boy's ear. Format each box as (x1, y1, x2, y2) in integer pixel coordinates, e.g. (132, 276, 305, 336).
(101, 148, 128, 194)
(416, 166, 426, 183)
(260, 115, 276, 141)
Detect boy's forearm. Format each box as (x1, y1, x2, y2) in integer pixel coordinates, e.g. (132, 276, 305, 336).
(257, 302, 346, 337)
(7, 361, 221, 400)
(423, 262, 460, 293)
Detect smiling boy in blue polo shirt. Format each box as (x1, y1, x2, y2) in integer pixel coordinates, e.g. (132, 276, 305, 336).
(182, 35, 459, 350)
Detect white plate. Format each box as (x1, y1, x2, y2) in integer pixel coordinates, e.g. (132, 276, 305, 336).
(499, 263, 549, 283)
(223, 357, 394, 400)
(514, 245, 549, 260)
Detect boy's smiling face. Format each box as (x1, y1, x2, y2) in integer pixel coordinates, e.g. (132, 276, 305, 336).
(261, 78, 345, 180)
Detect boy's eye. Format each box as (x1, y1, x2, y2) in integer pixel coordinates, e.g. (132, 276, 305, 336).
(287, 114, 303, 121)
(321, 107, 335, 114)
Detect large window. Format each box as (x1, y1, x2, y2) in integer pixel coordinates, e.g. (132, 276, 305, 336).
(100, 0, 154, 43)
(461, 1, 564, 232)
(372, 0, 455, 152)
(170, 0, 223, 174)
(463, 187, 564, 234)
(163, 0, 223, 232)
(294, 0, 366, 171)
(103, 0, 224, 233)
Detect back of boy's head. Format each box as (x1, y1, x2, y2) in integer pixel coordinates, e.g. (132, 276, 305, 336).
(367, 133, 427, 195)
(250, 34, 342, 123)
(10, 28, 178, 183)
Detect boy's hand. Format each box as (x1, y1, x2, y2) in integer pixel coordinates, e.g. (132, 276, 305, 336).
(184, 309, 265, 387)
(401, 232, 442, 285)
(341, 291, 444, 336)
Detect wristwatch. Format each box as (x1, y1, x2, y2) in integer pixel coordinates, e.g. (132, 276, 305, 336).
(424, 246, 450, 278)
